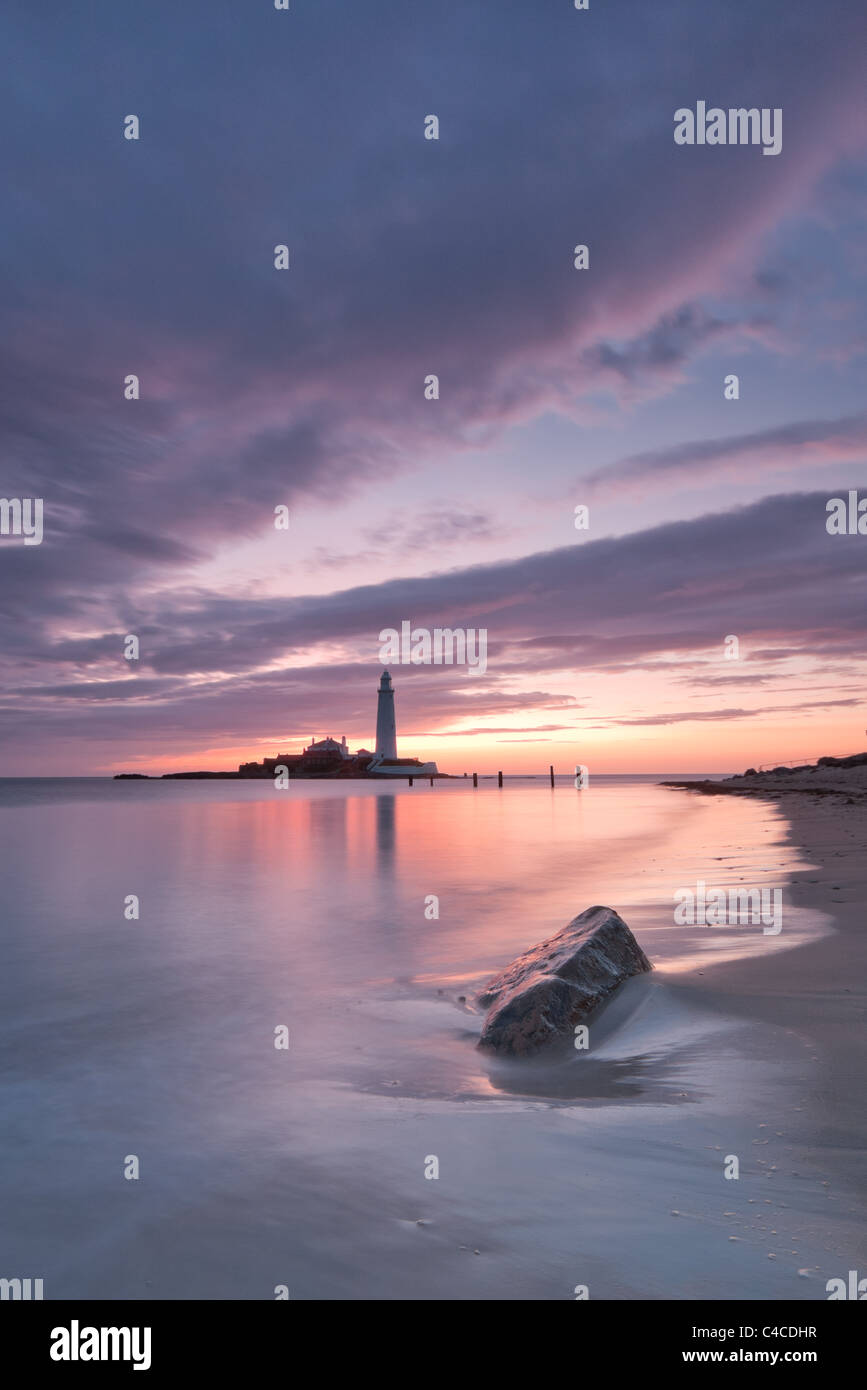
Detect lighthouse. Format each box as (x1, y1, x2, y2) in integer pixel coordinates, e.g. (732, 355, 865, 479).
(375, 670, 397, 760)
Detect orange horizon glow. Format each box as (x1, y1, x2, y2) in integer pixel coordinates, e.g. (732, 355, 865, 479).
(100, 714, 865, 779)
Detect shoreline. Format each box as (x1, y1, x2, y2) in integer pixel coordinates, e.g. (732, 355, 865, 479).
(661, 754, 867, 804)
(662, 780, 867, 1242)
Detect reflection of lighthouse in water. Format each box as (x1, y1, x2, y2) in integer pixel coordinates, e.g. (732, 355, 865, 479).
(375, 671, 397, 760)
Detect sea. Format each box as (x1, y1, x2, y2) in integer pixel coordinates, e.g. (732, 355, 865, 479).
(0, 775, 838, 1299)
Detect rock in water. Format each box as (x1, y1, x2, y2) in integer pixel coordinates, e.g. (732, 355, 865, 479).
(477, 905, 652, 1056)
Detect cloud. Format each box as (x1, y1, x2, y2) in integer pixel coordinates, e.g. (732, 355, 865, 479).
(603, 698, 861, 727)
(583, 412, 867, 496)
(11, 491, 867, 688)
(578, 303, 762, 400)
(1, 0, 865, 583)
(423, 724, 578, 737)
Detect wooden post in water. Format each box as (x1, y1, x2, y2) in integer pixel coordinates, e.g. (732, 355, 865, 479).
(429, 776, 434, 786)
(549, 765, 555, 787)
(472, 772, 478, 787)
(409, 776, 413, 786)
(498, 770, 503, 787)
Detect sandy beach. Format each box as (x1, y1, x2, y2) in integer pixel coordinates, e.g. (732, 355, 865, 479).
(662, 765, 867, 1259)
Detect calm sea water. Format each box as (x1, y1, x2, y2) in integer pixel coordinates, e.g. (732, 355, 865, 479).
(0, 776, 832, 1298)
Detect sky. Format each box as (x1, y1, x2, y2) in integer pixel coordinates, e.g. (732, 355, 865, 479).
(1, 0, 866, 775)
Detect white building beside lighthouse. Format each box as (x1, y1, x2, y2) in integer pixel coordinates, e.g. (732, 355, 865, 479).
(367, 670, 438, 776)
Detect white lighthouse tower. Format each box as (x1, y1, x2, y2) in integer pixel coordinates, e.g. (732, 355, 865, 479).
(375, 670, 397, 760)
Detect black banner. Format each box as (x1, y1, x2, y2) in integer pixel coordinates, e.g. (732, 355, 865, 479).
(2, 1299, 861, 1376)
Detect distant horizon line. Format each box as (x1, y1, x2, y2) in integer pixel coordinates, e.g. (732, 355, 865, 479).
(0, 770, 736, 780)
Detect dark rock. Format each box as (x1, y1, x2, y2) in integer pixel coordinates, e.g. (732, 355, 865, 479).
(477, 906, 652, 1057)
(818, 751, 867, 769)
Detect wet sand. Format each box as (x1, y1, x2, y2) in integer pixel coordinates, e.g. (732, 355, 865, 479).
(669, 787, 867, 1233)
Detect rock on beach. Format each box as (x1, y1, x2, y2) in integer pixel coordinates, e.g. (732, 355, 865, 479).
(477, 905, 652, 1057)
